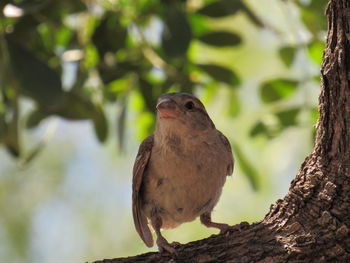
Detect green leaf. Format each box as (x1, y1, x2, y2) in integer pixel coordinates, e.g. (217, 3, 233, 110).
(227, 89, 240, 117)
(39, 0, 86, 19)
(231, 141, 259, 190)
(197, 0, 243, 18)
(54, 92, 108, 142)
(310, 107, 319, 125)
(55, 26, 73, 47)
(313, 74, 321, 84)
(84, 44, 100, 69)
(55, 92, 96, 120)
(250, 120, 282, 139)
(260, 79, 298, 103)
(93, 109, 108, 143)
(301, 7, 327, 35)
(0, 114, 6, 143)
(308, 41, 324, 65)
(117, 102, 126, 151)
(188, 14, 210, 36)
(198, 31, 241, 47)
(250, 121, 268, 137)
(162, 6, 192, 57)
(92, 11, 127, 57)
(279, 46, 296, 67)
(197, 64, 240, 85)
(6, 38, 63, 108)
(3, 103, 20, 157)
(98, 61, 139, 84)
(138, 78, 157, 112)
(26, 110, 48, 129)
(10, 16, 41, 49)
(275, 108, 300, 127)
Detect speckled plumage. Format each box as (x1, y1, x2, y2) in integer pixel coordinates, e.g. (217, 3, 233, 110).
(132, 93, 234, 253)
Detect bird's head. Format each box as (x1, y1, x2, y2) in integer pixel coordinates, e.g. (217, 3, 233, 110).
(155, 93, 215, 135)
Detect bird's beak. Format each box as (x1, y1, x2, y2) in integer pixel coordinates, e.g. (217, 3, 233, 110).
(156, 98, 178, 118)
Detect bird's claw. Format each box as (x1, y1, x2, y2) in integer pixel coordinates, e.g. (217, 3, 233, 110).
(157, 237, 180, 255)
(218, 224, 231, 234)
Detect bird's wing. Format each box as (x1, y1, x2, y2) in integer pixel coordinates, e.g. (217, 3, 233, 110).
(217, 131, 234, 176)
(132, 135, 154, 247)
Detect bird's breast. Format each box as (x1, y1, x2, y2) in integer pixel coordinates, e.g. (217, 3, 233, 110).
(141, 136, 228, 228)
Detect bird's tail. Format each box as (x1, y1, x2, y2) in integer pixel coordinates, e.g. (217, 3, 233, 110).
(133, 202, 153, 247)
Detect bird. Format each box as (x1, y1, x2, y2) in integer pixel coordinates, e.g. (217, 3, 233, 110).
(132, 92, 234, 254)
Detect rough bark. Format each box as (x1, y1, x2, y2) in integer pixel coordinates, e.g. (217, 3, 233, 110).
(94, 0, 350, 262)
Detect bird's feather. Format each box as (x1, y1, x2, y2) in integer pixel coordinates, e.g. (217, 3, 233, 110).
(217, 130, 234, 176)
(132, 135, 154, 247)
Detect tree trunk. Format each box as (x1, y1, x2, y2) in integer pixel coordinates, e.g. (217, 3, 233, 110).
(94, 0, 350, 262)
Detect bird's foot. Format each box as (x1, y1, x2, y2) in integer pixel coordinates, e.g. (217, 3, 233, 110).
(170, 241, 181, 247)
(156, 236, 179, 255)
(217, 223, 231, 234)
(200, 213, 231, 234)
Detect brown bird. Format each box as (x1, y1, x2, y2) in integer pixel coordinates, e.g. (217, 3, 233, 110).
(132, 92, 234, 254)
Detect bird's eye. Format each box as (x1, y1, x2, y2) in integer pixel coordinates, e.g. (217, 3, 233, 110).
(185, 101, 195, 110)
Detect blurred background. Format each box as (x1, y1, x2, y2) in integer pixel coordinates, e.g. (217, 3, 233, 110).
(0, 0, 327, 262)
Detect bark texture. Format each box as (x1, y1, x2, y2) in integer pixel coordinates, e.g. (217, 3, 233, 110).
(94, 0, 350, 262)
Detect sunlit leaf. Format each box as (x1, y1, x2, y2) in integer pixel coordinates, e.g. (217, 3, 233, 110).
(308, 41, 324, 65)
(104, 78, 128, 102)
(198, 31, 241, 47)
(188, 14, 210, 36)
(162, 6, 192, 57)
(279, 46, 296, 67)
(313, 74, 321, 84)
(260, 79, 298, 103)
(37, 23, 55, 51)
(201, 82, 217, 104)
(197, 64, 240, 85)
(227, 89, 240, 117)
(310, 107, 319, 140)
(55, 26, 73, 47)
(137, 112, 155, 140)
(84, 44, 99, 69)
(6, 37, 63, 108)
(310, 107, 319, 124)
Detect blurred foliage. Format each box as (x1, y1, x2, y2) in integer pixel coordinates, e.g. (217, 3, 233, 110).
(0, 0, 326, 184)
